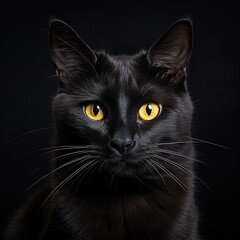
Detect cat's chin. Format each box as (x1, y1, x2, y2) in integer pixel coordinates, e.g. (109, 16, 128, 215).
(111, 160, 134, 176)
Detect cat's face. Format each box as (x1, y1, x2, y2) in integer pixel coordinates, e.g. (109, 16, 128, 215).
(50, 19, 193, 189)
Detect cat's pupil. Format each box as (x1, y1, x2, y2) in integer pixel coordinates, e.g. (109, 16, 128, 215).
(93, 104, 100, 116)
(146, 104, 152, 116)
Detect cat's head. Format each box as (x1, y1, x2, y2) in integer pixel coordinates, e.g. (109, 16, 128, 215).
(49, 19, 193, 191)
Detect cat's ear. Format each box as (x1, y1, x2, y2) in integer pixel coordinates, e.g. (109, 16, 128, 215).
(49, 19, 97, 85)
(147, 19, 193, 85)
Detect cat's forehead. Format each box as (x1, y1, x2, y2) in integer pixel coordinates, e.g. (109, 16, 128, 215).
(96, 53, 144, 88)
(111, 56, 135, 84)
(78, 52, 164, 103)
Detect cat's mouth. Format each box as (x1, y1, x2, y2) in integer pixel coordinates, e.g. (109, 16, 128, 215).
(107, 156, 139, 178)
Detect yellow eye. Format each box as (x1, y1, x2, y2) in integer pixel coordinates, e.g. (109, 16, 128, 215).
(138, 103, 161, 121)
(84, 103, 105, 121)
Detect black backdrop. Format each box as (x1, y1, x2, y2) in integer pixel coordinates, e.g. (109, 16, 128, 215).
(1, 1, 239, 239)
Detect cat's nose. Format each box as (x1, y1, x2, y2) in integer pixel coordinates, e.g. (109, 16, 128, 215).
(110, 138, 135, 155)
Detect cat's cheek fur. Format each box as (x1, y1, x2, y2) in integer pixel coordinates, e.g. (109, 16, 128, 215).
(53, 93, 106, 146)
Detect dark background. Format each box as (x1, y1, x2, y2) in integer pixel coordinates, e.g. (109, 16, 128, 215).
(1, 1, 239, 239)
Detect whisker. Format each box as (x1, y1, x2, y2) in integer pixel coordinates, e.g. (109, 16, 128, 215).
(144, 138, 231, 150)
(154, 140, 196, 146)
(97, 160, 108, 176)
(29, 144, 98, 154)
(144, 147, 213, 169)
(148, 153, 213, 194)
(148, 148, 215, 171)
(30, 147, 98, 166)
(7, 127, 53, 143)
(26, 155, 96, 192)
(150, 160, 188, 191)
(74, 160, 100, 192)
(108, 162, 117, 190)
(144, 160, 167, 187)
(148, 153, 191, 174)
(40, 160, 96, 208)
(50, 155, 101, 184)
(131, 171, 145, 185)
(24, 148, 100, 182)
(149, 149, 203, 165)
(45, 74, 58, 79)
(190, 137, 231, 150)
(141, 160, 155, 178)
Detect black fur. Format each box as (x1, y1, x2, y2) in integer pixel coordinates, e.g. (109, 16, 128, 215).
(5, 19, 199, 240)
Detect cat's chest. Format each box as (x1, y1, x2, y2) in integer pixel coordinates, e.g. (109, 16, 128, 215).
(58, 191, 181, 240)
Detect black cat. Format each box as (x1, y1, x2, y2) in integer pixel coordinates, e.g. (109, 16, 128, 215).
(5, 19, 199, 240)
